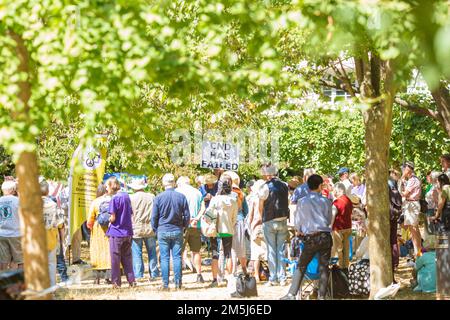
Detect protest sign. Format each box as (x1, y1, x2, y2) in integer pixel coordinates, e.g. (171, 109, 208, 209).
(68, 138, 106, 241)
(201, 141, 239, 171)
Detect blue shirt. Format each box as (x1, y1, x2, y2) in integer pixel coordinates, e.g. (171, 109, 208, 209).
(295, 191, 332, 234)
(151, 188, 190, 234)
(199, 184, 218, 208)
(291, 183, 310, 204)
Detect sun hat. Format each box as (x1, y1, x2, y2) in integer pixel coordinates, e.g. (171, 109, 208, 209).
(127, 178, 148, 190)
(223, 171, 240, 188)
(204, 174, 218, 185)
(404, 161, 415, 170)
(337, 167, 349, 176)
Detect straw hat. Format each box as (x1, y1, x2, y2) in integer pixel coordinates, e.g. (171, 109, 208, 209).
(204, 174, 218, 185)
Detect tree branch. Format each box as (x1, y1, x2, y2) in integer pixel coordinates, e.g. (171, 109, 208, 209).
(318, 79, 345, 91)
(354, 57, 364, 87)
(394, 97, 438, 119)
(338, 57, 356, 97)
(318, 78, 360, 95)
(430, 81, 450, 136)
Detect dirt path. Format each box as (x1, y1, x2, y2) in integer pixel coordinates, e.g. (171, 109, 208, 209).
(55, 243, 435, 300)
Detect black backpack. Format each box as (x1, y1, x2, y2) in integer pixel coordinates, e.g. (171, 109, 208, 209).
(389, 184, 402, 222)
(441, 199, 450, 231)
(232, 273, 258, 298)
(419, 199, 428, 214)
(290, 236, 302, 258)
(0, 269, 24, 300)
(329, 266, 350, 298)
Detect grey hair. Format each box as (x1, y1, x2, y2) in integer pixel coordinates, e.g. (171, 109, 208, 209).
(334, 182, 346, 195)
(303, 168, 316, 178)
(162, 173, 175, 188)
(176, 176, 190, 186)
(40, 180, 50, 196)
(1, 181, 17, 194)
(430, 171, 441, 183)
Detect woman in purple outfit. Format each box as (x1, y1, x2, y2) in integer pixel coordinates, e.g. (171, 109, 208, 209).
(106, 177, 136, 288)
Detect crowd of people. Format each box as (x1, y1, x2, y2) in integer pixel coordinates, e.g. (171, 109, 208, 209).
(0, 153, 449, 299)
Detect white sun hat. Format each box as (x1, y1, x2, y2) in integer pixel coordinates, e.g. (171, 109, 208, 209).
(127, 178, 148, 190)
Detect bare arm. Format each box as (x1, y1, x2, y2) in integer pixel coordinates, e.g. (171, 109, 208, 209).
(401, 180, 411, 198)
(251, 199, 264, 230)
(86, 201, 97, 230)
(331, 205, 338, 227)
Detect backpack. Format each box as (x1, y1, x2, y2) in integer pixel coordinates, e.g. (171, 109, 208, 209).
(329, 265, 350, 298)
(200, 209, 217, 238)
(349, 259, 370, 296)
(290, 236, 302, 258)
(419, 199, 428, 214)
(259, 261, 270, 281)
(441, 198, 450, 231)
(232, 273, 258, 298)
(389, 185, 402, 222)
(97, 199, 111, 227)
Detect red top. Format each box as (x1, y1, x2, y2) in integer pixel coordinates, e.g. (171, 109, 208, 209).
(332, 195, 353, 231)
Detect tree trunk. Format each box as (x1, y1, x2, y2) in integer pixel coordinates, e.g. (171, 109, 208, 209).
(361, 55, 395, 299)
(364, 103, 393, 299)
(431, 81, 450, 137)
(16, 151, 51, 300)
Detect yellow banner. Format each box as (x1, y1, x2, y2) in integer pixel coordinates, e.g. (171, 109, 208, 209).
(68, 138, 107, 241)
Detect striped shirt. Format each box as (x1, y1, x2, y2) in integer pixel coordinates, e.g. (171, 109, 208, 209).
(403, 175, 421, 201)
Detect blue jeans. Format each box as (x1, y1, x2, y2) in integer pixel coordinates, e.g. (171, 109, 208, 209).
(263, 219, 288, 283)
(56, 243, 68, 282)
(157, 230, 183, 288)
(131, 237, 160, 279)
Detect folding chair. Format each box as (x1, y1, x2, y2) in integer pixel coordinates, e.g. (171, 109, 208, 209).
(298, 252, 321, 300)
(297, 253, 338, 300)
(349, 236, 353, 261)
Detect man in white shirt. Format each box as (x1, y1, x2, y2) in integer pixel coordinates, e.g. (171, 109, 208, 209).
(0, 180, 22, 271)
(338, 167, 353, 197)
(176, 176, 205, 283)
(258, 165, 290, 287)
(400, 161, 422, 257)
